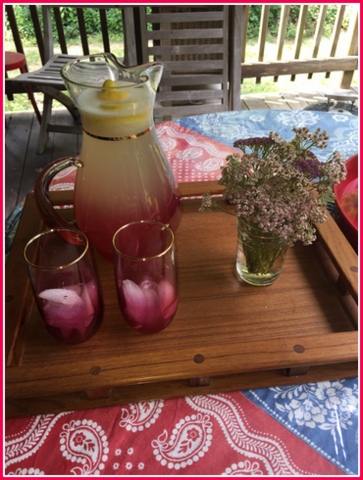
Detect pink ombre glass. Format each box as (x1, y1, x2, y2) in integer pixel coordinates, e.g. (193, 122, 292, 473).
(113, 220, 178, 334)
(24, 228, 103, 344)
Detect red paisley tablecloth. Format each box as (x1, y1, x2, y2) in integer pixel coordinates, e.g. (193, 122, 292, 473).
(5, 392, 344, 476)
(5, 116, 358, 477)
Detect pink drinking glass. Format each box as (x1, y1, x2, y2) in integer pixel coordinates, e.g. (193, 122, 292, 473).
(24, 228, 103, 344)
(113, 220, 178, 334)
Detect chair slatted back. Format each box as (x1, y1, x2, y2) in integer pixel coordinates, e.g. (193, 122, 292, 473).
(137, 5, 231, 121)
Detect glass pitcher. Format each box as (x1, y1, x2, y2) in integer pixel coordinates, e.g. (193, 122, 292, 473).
(34, 53, 182, 261)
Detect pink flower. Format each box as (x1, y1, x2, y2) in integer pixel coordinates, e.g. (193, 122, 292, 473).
(73, 433, 86, 446)
(187, 428, 200, 440)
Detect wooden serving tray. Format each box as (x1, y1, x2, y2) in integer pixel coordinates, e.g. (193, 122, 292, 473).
(5, 183, 358, 418)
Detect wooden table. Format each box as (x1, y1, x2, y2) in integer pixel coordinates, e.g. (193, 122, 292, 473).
(5, 184, 358, 418)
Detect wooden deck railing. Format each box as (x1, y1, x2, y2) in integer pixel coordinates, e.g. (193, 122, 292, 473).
(239, 4, 358, 89)
(5, 4, 359, 97)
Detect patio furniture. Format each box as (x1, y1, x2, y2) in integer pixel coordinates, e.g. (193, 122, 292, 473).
(136, 5, 243, 121)
(10, 6, 137, 155)
(5, 51, 41, 124)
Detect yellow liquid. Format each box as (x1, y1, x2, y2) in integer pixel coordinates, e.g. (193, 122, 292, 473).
(74, 85, 181, 260)
(79, 81, 153, 137)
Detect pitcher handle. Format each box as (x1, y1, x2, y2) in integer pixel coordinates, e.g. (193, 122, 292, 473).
(34, 156, 83, 230)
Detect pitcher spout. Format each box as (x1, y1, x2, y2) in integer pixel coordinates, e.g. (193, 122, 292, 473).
(62, 53, 164, 93)
(129, 62, 164, 94)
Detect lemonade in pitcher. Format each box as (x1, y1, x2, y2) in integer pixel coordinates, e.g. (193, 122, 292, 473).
(73, 76, 181, 260)
(34, 54, 181, 261)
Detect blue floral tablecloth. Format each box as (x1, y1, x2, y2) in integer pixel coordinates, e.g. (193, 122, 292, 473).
(243, 380, 359, 475)
(176, 109, 358, 162)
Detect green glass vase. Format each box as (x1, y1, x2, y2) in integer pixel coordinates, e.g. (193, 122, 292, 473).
(236, 218, 288, 286)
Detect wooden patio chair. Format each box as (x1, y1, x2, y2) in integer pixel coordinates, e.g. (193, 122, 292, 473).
(11, 5, 137, 155)
(135, 5, 242, 122)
